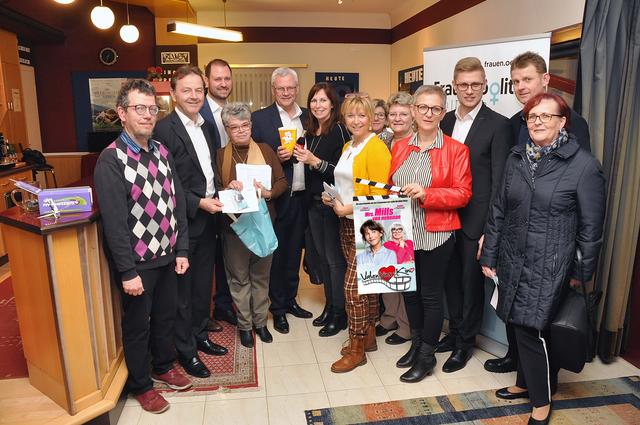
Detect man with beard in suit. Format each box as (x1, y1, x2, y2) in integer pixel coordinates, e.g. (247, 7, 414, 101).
(438, 57, 512, 373)
(154, 65, 228, 379)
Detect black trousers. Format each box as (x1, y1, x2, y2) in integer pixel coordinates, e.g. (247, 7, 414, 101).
(513, 324, 558, 407)
(505, 322, 518, 359)
(308, 200, 346, 313)
(269, 193, 307, 315)
(175, 215, 216, 358)
(121, 263, 177, 394)
(445, 230, 485, 350)
(403, 237, 455, 346)
(213, 235, 234, 311)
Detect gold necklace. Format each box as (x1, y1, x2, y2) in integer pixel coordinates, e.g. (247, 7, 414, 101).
(231, 144, 246, 164)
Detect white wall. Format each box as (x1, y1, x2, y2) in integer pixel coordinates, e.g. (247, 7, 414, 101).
(19, 65, 42, 151)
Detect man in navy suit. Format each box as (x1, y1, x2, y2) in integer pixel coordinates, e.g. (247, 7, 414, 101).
(483, 51, 591, 375)
(154, 66, 228, 379)
(251, 67, 312, 334)
(439, 57, 512, 373)
(200, 58, 238, 329)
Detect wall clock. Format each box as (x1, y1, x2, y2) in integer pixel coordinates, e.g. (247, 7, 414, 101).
(99, 47, 118, 66)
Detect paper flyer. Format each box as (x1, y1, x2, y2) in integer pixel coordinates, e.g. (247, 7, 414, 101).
(353, 196, 416, 294)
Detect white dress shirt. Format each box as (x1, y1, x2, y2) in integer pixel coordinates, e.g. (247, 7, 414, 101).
(277, 103, 305, 192)
(452, 101, 483, 144)
(175, 107, 216, 197)
(334, 133, 374, 218)
(206, 94, 229, 148)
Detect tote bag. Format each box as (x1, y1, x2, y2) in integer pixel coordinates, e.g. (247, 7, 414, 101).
(229, 198, 278, 258)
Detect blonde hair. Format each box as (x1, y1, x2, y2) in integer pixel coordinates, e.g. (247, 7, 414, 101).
(341, 95, 374, 124)
(453, 57, 486, 80)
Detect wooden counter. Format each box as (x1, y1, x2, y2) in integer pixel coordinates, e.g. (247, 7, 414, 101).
(0, 188, 126, 421)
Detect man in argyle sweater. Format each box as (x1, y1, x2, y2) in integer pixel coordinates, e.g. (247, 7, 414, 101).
(94, 79, 191, 414)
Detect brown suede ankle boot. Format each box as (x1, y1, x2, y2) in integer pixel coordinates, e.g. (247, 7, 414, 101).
(331, 336, 366, 373)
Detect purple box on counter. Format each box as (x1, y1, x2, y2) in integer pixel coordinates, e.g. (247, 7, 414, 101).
(38, 186, 93, 214)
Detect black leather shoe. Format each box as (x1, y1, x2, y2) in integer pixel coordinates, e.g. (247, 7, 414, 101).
(214, 308, 238, 326)
(239, 330, 254, 348)
(528, 406, 551, 425)
(319, 314, 347, 337)
(255, 326, 273, 343)
(495, 386, 530, 400)
(178, 355, 210, 378)
(436, 334, 456, 353)
(312, 305, 332, 327)
(273, 314, 289, 334)
(442, 348, 472, 373)
(207, 318, 224, 332)
(197, 338, 228, 356)
(484, 355, 518, 373)
(375, 324, 397, 336)
(385, 333, 409, 345)
(287, 302, 313, 319)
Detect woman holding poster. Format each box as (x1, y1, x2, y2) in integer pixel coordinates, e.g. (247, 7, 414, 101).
(389, 85, 472, 383)
(294, 82, 350, 337)
(322, 94, 391, 373)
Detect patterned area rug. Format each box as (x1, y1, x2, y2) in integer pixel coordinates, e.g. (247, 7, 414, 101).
(306, 376, 640, 424)
(154, 323, 258, 394)
(0, 277, 28, 379)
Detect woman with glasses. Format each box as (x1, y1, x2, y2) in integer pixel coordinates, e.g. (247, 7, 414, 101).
(387, 92, 415, 151)
(372, 99, 393, 147)
(293, 83, 350, 337)
(480, 93, 605, 425)
(389, 85, 472, 382)
(216, 102, 288, 349)
(323, 93, 391, 373)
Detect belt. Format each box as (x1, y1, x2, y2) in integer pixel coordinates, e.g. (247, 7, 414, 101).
(291, 190, 306, 197)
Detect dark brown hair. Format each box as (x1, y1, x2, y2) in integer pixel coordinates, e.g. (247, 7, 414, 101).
(170, 65, 205, 90)
(511, 51, 547, 74)
(204, 58, 232, 77)
(305, 82, 341, 136)
(359, 219, 385, 242)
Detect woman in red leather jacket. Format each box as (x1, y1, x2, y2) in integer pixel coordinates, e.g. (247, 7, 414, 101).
(389, 85, 472, 382)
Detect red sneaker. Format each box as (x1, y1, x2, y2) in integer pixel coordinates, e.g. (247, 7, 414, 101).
(134, 389, 169, 414)
(151, 368, 193, 390)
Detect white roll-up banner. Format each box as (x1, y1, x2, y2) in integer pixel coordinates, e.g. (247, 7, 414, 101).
(423, 33, 551, 118)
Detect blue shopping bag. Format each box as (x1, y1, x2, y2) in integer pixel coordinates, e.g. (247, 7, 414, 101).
(229, 198, 278, 258)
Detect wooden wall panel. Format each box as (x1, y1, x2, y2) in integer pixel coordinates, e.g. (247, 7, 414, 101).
(44, 154, 84, 188)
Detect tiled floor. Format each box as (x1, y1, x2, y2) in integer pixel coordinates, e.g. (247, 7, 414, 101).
(118, 274, 640, 425)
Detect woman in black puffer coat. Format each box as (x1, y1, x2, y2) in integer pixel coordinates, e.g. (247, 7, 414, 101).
(479, 93, 606, 425)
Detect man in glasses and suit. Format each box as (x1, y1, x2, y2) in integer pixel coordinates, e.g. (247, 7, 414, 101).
(154, 65, 228, 379)
(251, 67, 313, 334)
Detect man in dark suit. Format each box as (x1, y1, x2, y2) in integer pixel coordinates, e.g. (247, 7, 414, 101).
(484, 52, 592, 376)
(251, 67, 312, 334)
(439, 57, 512, 373)
(153, 65, 228, 379)
(200, 58, 238, 329)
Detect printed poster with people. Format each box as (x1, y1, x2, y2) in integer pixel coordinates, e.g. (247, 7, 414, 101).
(353, 195, 416, 294)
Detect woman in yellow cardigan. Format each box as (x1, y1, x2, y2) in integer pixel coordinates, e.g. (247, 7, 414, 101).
(323, 94, 391, 373)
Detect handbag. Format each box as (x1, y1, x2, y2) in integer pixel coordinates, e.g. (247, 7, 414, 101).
(549, 249, 597, 373)
(228, 198, 278, 258)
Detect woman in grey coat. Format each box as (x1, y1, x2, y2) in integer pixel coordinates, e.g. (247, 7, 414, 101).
(479, 93, 606, 425)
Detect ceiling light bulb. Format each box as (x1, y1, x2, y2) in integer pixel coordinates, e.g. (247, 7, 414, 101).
(54, 0, 76, 4)
(338, 0, 343, 4)
(120, 24, 139, 43)
(91, 5, 115, 30)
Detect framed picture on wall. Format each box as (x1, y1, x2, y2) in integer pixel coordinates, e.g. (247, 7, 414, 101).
(89, 78, 127, 132)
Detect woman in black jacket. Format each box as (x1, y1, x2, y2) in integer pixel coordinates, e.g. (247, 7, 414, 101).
(479, 93, 605, 425)
(294, 82, 350, 336)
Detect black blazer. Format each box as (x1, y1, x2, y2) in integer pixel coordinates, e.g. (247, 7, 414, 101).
(199, 99, 224, 150)
(251, 102, 309, 213)
(153, 110, 219, 238)
(441, 103, 512, 239)
(510, 109, 591, 152)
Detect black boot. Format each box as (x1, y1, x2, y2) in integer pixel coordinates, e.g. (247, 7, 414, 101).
(319, 313, 347, 337)
(313, 304, 332, 327)
(396, 329, 422, 368)
(400, 342, 436, 383)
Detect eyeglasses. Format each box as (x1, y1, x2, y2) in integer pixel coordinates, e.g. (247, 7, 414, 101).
(274, 86, 298, 94)
(455, 82, 484, 91)
(344, 92, 370, 99)
(373, 112, 386, 119)
(126, 105, 160, 116)
(525, 113, 563, 124)
(391, 228, 403, 232)
(227, 122, 251, 133)
(389, 112, 411, 119)
(414, 104, 445, 116)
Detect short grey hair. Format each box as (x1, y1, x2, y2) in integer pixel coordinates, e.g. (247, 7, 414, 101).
(221, 102, 252, 127)
(413, 85, 446, 107)
(271, 67, 298, 86)
(116, 79, 156, 108)
(388, 92, 413, 108)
